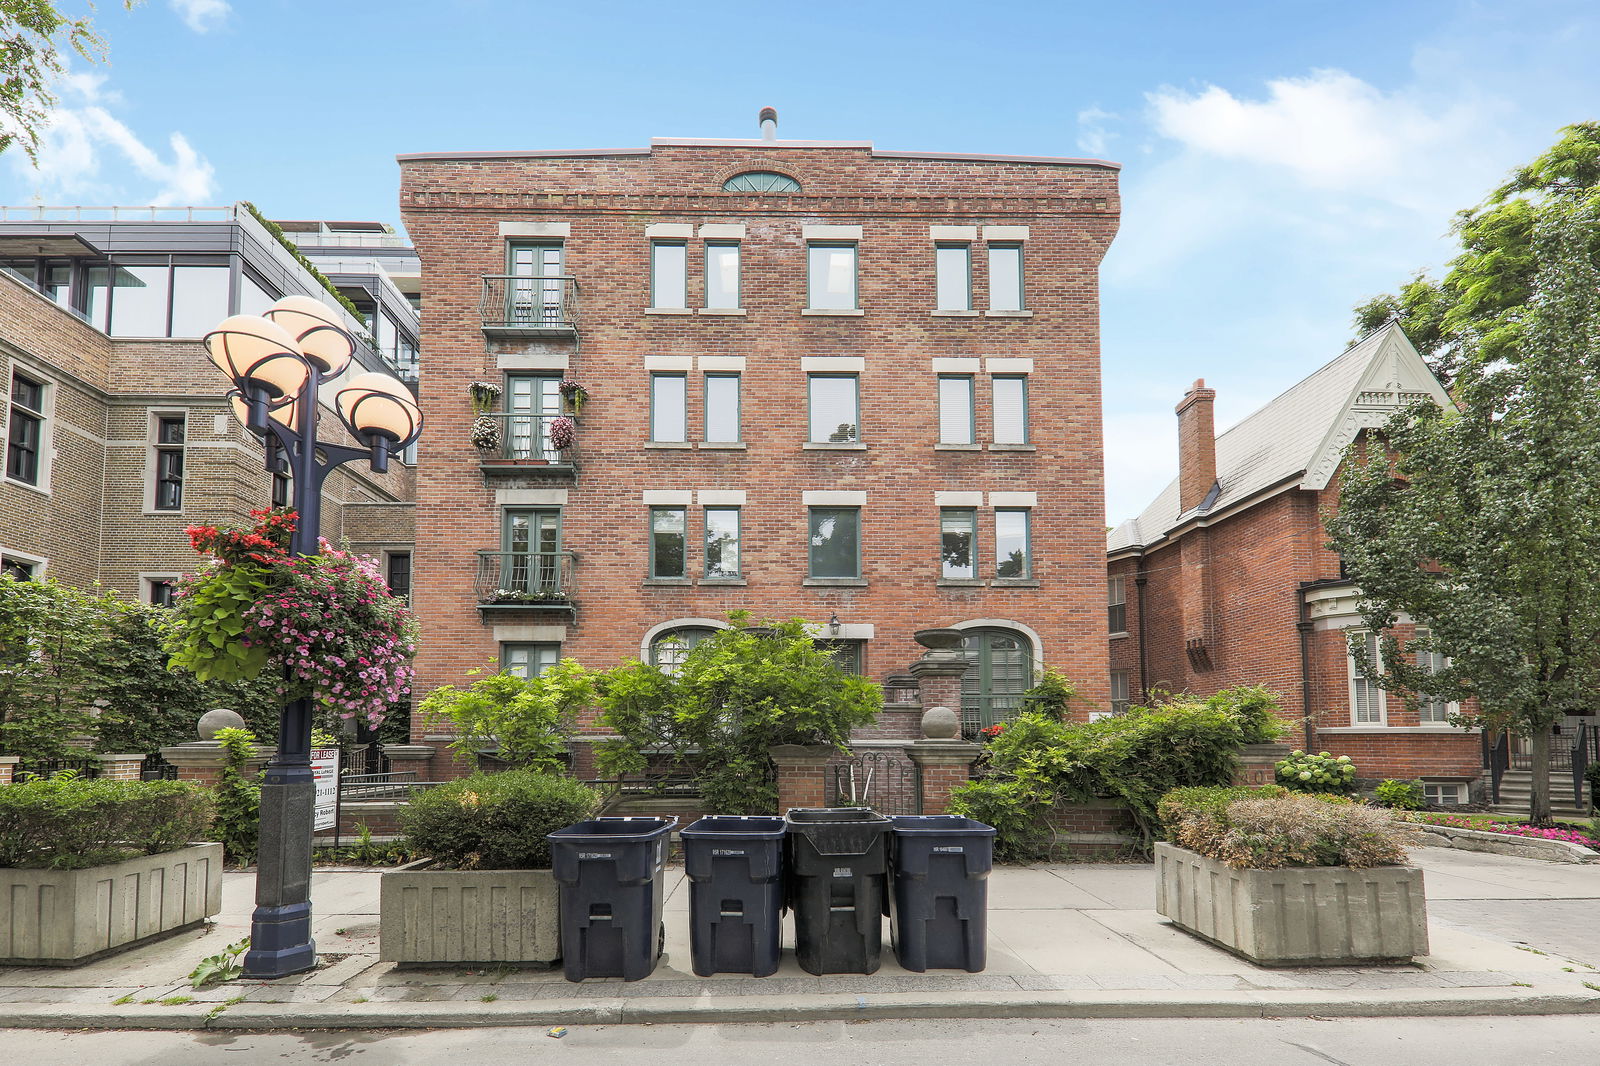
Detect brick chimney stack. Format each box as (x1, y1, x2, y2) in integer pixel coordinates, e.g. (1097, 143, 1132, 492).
(1175, 378, 1218, 514)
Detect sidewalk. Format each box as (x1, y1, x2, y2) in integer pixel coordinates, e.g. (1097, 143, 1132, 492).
(2, 847, 1598, 1030)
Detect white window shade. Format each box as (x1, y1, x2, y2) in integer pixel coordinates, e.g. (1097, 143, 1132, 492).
(938, 376, 974, 444)
(1350, 631, 1385, 724)
(993, 376, 1027, 444)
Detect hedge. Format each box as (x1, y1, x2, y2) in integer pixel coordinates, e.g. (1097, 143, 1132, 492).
(400, 769, 599, 870)
(0, 776, 216, 870)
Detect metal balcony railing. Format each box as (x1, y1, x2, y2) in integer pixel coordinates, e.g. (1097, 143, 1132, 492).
(480, 274, 579, 332)
(475, 412, 578, 467)
(475, 550, 578, 606)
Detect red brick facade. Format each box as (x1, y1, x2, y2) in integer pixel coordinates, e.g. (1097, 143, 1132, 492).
(398, 133, 1121, 766)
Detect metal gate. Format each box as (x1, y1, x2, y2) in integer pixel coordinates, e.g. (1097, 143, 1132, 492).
(828, 748, 921, 815)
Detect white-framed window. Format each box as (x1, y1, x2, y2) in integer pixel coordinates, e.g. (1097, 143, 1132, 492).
(650, 240, 688, 309)
(937, 375, 975, 444)
(1415, 628, 1457, 725)
(5, 367, 50, 489)
(1, 551, 44, 581)
(935, 243, 971, 311)
(1108, 575, 1128, 635)
(1110, 670, 1130, 715)
(1348, 630, 1386, 725)
(150, 411, 186, 511)
(1422, 782, 1467, 806)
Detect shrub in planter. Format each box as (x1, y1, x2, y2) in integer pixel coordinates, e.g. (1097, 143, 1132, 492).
(1160, 787, 1414, 869)
(1276, 750, 1357, 796)
(0, 776, 216, 869)
(400, 769, 598, 870)
(1374, 779, 1425, 810)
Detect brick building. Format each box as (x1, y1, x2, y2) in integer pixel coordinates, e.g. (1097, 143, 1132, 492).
(398, 114, 1121, 772)
(0, 204, 416, 602)
(1106, 321, 1488, 802)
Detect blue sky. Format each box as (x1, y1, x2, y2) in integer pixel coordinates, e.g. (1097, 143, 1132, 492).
(4, 0, 1597, 520)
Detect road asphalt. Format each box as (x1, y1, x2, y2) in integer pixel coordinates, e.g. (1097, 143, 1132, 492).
(1, 846, 1596, 1030)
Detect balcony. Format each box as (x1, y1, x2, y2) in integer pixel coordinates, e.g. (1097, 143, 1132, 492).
(480, 275, 579, 336)
(475, 550, 578, 619)
(476, 412, 578, 480)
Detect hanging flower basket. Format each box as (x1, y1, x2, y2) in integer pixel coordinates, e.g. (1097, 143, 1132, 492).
(548, 415, 576, 452)
(558, 380, 588, 415)
(468, 380, 503, 413)
(470, 414, 502, 451)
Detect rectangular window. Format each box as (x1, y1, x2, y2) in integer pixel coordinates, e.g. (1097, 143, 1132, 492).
(169, 264, 231, 337)
(1, 555, 37, 581)
(271, 470, 290, 509)
(809, 507, 860, 579)
(651, 240, 688, 309)
(940, 508, 977, 579)
(502, 643, 559, 680)
(387, 552, 412, 605)
(650, 372, 688, 443)
(937, 375, 975, 445)
(704, 242, 741, 309)
(501, 508, 562, 593)
(108, 262, 170, 336)
(145, 578, 177, 607)
(935, 244, 971, 311)
(704, 373, 741, 443)
(807, 374, 859, 443)
(650, 506, 687, 578)
(1349, 630, 1386, 725)
(988, 244, 1024, 311)
(995, 509, 1031, 578)
(1415, 629, 1454, 724)
(507, 241, 565, 325)
(816, 639, 864, 675)
(992, 376, 1029, 444)
(6, 371, 45, 485)
(807, 243, 857, 310)
(1108, 576, 1128, 635)
(704, 506, 741, 578)
(1422, 782, 1467, 806)
(506, 375, 562, 459)
(1110, 670, 1130, 715)
(153, 413, 185, 510)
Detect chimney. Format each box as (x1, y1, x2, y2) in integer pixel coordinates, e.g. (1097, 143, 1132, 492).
(1175, 378, 1218, 514)
(759, 106, 778, 141)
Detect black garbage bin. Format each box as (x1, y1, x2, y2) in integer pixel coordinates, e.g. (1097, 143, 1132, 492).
(784, 807, 892, 975)
(547, 816, 676, 982)
(889, 814, 996, 972)
(680, 815, 786, 977)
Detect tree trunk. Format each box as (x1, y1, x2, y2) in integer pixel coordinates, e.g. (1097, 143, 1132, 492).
(1529, 727, 1553, 826)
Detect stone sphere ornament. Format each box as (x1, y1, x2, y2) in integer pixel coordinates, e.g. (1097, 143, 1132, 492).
(921, 706, 960, 740)
(198, 708, 247, 741)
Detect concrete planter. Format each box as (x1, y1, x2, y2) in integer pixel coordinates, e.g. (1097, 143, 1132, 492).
(1409, 822, 1600, 864)
(0, 842, 224, 966)
(1154, 842, 1429, 966)
(379, 862, 560, 965)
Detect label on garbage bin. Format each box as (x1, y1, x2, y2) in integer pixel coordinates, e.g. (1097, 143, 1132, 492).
(933, 846, 965, 854)
(578, 852, 612, 860)
(833, 867, 852, 877)
(712, 849, 746, 856)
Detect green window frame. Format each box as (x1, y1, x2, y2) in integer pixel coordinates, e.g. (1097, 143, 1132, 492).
(650, 625, 716, 671)
(937, 375, 975, 445)
(704, 506, 741, 579)
(1108, 575, 1127, 634)
(704, 372, 741, 443)
(807, 242, 858, 310)
(988, 243, 1025, 311)
(153, 413, 185, 511)
(935, 243, 971, 311)
(994, 508, 1031, 579)
(807, 373, 859, 443)
(650, 372, 688, 443)
(502, 642, 560, 679)
(941, 508, 977, 579)
(815, 639, 865, 675)
(808, 506, 861, 579)
(992, 375, 1029, 445)
(650, 506, 688, 578)
(704, 241, 741, 309)
(650, 240, 688, 309)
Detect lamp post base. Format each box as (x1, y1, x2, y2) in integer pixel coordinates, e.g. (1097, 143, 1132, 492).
(242, 765, 318, 979)
(241, 901, 317, 978)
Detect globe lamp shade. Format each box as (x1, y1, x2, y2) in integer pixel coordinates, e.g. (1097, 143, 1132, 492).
(337, 373, 422, 447)
(204, 315, 310, 401)
(264, 295, 356, 377)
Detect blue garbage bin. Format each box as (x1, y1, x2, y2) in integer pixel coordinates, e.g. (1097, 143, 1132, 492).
(681, 815, 786, 977)
(889, 814, 996, 972)
(547, 816, 676, 981)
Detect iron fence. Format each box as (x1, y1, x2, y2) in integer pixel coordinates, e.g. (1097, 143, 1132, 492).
(829, 748, 921, 816)
(474, 412, 579, 466)
(474, 550, 578, 605)
(479, 275, 579, 331)
(13, 758, 101, 780)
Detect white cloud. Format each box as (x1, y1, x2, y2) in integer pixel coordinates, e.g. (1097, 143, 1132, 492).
(1075, 106, 1117, 158)
(169, 0, 230, 33)
(6, 66, 217, 205)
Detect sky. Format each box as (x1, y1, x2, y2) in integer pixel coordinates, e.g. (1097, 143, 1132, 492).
(3, 0, 1597, 521)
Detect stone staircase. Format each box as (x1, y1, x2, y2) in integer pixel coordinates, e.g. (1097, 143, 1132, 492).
(1491, 767, 1591, 821)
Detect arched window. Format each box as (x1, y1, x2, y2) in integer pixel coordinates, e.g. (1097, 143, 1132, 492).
(649, 625, 717, 672)
(957, 627, 1035, 738)
(722, 171, 801, 193)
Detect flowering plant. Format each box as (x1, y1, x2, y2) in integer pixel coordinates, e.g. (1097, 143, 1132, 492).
(979, 723, 1006, 742)
(548, 415, 576, 451)
(468, 380, 502, 413)
(1276, 750, 1357, 796)
(470, 414, 502, 451)
(558, 380, 587, 414)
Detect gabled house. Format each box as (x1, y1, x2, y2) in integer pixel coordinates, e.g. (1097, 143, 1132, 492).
(1106, 321, 1487, 803)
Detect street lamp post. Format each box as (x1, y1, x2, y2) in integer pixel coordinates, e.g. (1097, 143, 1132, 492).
(204, 295, 423, 979)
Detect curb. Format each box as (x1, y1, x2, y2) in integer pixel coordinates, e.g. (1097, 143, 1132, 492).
(2, 986, 1597, 1030)
(1408, 823, 1600, 864)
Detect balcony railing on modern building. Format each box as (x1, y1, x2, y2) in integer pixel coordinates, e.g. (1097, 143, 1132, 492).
(480, 275, 579, 335)
(475, 412, 578, 478)
(475, 550, 578, 616)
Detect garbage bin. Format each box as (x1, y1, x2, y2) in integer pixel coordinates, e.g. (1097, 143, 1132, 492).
(547, 815, 676, 981)
(889, 814, 996, 973)
(680, 815, 786, 977)
(784, 807, 892, 975)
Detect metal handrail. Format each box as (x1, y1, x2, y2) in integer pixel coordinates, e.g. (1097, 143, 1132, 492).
(1572, 721, 1596, 811)
(479, 274, 579, 330)
(474, 550, 578, 603)
(0, 204, 235, 222)
(474, 412, 578, 464)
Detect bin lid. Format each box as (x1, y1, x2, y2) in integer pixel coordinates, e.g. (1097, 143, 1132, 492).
(784, 806, 890, 825)
(547, 816, 677, 842)
(889, 815, 996, 836)
(682, 815, 786, 838)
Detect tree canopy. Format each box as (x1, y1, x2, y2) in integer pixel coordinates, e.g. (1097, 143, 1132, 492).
(0, 1, 139, 164)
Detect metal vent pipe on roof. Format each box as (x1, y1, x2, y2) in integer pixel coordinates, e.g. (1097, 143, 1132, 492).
(759, 106, 778, 141)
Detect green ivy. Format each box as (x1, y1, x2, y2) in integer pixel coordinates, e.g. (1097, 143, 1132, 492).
(212, 727, 262, 865)
(239, 201, 370, 328)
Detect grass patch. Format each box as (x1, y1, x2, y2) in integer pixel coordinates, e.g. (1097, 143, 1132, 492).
(480, 993, 499, 1003)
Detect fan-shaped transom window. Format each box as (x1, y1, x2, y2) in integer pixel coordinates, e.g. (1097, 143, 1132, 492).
(723, 171, 801, 193)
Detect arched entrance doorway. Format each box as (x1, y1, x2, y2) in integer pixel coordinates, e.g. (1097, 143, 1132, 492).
(957, 626, 1035, 738)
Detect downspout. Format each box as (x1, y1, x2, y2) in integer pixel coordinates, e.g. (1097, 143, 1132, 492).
(1134, 562, 1150, 703)
(1297, 592, 1315, 752)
